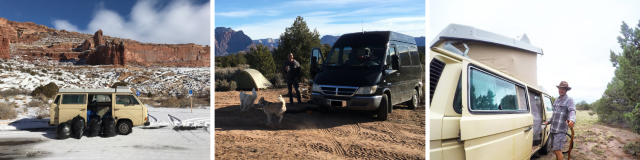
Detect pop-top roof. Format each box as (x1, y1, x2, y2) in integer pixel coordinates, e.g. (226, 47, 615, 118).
(430, 24, 543, 55)
(58, 86, 133, 93)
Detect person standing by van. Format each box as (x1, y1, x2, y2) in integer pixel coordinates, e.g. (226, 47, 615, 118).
(283, 53, 302, 104)
(543, 81, 576, 160)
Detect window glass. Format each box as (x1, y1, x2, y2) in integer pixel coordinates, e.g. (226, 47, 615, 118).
(129, 95, 140, 105)
(325, 46, 385, 66)
(54, 95, 60, 104)
(453, 73, 462, 114)
(469, 68, 521, 111)
(409, 46, 419, 66)
(91, 95, 111, 103)
(516, 86, 528, 111)
(386, 47, 396, 65)
(116, 95, 139, 105)
(62, 94, 86, 104)
(544, 97, 553, 111)
(399, 46, 411, 66)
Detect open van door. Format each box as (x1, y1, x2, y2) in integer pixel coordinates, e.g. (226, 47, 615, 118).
(310, 47, 324, 80)
(459, 62, 534, 160)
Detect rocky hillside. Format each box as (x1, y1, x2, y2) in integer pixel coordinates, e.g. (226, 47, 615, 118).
(214, 27, 255, 56)
(0, 17, 210, 67)
(253, 38, 279, 50)
(320, 35, 340, 46)
(415, 36, 425, 46)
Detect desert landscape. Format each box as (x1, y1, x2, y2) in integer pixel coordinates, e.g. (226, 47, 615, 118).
(215, 87, 426, 160)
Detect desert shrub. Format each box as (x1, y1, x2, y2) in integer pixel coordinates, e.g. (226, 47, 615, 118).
(31, 82, 59, 98)
(589, 111, 596, 116)
(214, 64, 249, 81)
(34, 94, 48, 101)
(0, 88, 30, 97)
(41, 69, 47, 73)
(0, 102, 17, 120)
(36, 103, 49, 119)
(271, 72, 286, 88)
(215, 79, 237, 91)
(111, 81, 129, 88)
(160, 98, 181, 108)
(28, 99, 45, 108)
(54, 71, 62, 76)
(147, 92, 153, 98)
(624, 141, 640, 157)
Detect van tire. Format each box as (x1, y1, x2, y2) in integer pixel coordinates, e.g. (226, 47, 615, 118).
(407, 89, 418, 109)
(116, 121, 132, 135)
(377, 94, 389, 121)
(540, 133, 553, 155)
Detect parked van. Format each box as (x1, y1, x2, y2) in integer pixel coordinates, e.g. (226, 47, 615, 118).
(429, 24, 556, 159)
(49, 86, 149, 135)
(309, 31, 424, 120)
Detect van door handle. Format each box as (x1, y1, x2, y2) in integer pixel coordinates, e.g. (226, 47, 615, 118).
(114, 109, 120, 111)
(80, 109, 86, 111)
(524, 126, 532, 132)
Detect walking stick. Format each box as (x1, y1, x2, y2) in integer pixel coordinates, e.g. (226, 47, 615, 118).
(568, 124, 574, 159)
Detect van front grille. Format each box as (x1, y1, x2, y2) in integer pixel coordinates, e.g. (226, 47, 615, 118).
(430, 58, 446, 103)
(320, 86, 358, 96)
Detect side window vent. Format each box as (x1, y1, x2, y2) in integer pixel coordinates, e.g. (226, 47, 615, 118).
(430, 58, 446, 104)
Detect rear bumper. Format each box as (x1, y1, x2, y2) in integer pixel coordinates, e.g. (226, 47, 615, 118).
(311, 92, 382, 111)
(144, 121, 150, 126)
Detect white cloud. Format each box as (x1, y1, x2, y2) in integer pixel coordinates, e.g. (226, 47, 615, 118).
(217, 10, 280, 17)
(286, 0, 393, 7)
(53, 0, 210, 45)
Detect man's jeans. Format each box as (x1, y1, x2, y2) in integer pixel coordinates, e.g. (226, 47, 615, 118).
(287, 79, 302, 104)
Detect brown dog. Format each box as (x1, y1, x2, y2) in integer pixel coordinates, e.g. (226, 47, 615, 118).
(258, 95, 287, 125)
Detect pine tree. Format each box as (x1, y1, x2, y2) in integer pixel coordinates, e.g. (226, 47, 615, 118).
(274, 16, 322, 81)
(246, 44, 276, 80)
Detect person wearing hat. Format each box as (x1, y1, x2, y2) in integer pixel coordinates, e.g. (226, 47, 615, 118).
(543, 81, 576, 160)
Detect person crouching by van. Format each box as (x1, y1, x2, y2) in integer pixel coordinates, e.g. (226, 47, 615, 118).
(543, 81, 576, 160)
(283, 53, 302, 104)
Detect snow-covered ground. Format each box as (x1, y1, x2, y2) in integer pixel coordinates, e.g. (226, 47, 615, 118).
(0, 103, 210, 159)
(0, 56, 210, 97)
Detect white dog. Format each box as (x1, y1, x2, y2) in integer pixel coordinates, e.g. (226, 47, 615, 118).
(239, 88, 257, 112)
(258, 95, 287, 124)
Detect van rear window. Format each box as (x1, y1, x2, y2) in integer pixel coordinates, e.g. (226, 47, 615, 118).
(62, 95, 86, 104)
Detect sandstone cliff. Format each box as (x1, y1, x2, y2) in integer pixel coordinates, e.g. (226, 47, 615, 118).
(214, 27, 255, 56)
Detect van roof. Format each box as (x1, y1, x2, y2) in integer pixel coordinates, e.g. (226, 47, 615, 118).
(58, 86, 133, 93)
(430, 24, 543, 55)
(340, 31, 416, 45)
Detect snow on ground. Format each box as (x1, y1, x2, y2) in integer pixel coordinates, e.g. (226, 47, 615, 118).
(0, 103, 210, 159)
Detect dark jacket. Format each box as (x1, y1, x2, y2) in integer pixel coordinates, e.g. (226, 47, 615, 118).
(283, 59, 301, 80)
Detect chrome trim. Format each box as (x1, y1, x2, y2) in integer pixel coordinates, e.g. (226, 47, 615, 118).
(318, 85, 359, 97)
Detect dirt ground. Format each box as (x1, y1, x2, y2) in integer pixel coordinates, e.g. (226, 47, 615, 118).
(214, 87, 426, 160)
(534, 110, 640, 160)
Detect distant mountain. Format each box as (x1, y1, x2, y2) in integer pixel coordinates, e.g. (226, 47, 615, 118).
(253, 38, 279, 50)
(415, 36, 425, 46)
(320, 35, 340, 46)
(215, 27, 255, 56)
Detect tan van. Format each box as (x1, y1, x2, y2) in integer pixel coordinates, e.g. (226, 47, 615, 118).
(49, 86, 149, 135)
(429, 24, 557, 159)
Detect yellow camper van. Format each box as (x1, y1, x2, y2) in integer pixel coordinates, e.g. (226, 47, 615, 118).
(429, 24, 556, 159)
(49, 86, 149, 135)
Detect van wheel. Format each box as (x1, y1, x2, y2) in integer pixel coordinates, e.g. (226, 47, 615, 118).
(540, 133, 553, 155)
(377, 94, 389, 121)
(116, 121, 132, 135)
(407, 89, 418, 109)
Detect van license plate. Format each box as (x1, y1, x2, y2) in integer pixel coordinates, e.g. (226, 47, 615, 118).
(328, 100, 346, 107)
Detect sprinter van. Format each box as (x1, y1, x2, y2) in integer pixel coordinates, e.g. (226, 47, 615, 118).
(309, 31, 424, 120)
(49, 86, 149, 135)
(429, 24, 556, 160)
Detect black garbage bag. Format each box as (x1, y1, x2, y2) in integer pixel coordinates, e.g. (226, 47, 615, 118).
(88, 115, 102, 137)
(71, 115, 85, 139)
(101, 116, 116, 137)
(55, 122, 71, 139)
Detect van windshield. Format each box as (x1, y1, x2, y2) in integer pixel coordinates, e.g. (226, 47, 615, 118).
(325, 45, 385, 67)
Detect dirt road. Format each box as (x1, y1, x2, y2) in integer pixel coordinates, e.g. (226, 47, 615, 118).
(535, 110, 640, 160)
(214, 88, 426, 159)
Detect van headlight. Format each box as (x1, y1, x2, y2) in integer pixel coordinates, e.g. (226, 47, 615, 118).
(312, 83, 322, 92)
(355, 85, 377, 95)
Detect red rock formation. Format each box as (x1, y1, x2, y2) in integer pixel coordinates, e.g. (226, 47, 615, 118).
(94, 29, 104, 46)
(215, 27, 255, 56)
(0, 37, 9, 59)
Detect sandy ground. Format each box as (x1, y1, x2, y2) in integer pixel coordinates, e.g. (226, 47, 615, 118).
(534, 110, 640, 160)
(214, 88, 426, 160)
(0, 105, 210, 159)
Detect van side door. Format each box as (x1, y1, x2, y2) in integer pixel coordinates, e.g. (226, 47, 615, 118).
(114, 94, 144, 126)
(460, 63, 534, 160)
(58, 93, 88, 124)
(50, 95, 61, 125)
(397, 45, 412, 101)
(385, 45, 402, 105)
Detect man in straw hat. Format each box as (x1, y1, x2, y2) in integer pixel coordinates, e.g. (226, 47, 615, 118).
(543, 81, 576, 160)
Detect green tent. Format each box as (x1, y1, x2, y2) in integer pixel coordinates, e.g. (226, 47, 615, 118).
(234, 69, 273, 89)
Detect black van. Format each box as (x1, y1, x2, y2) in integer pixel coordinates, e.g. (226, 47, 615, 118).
(309, 31, 423, 120)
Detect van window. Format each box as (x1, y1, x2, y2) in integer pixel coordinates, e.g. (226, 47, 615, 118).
(386, 47, 396, 65)
(325, 45, 385, 66)
(61, 94, 86, 104)
(54, 95, 60, 104)
(399, 46, 411, 67)
(453, 73, 462, 114)
(116, 95, 140, 105)
(543, 97, 553, 111)
(409, 46, 419, 66)
(91, 95, 111, 103)
(469, 68, 525, 111)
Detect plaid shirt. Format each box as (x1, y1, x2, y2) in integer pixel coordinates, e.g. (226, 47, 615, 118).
(546, 95, 576, 133)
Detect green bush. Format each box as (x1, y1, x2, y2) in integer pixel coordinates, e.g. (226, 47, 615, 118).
(624, 141, 640, 157)
(31, 82, 59, 98)
(215, 79, 237, 91)
(111, 81, 129, 88)
(214, 64, 249, 81)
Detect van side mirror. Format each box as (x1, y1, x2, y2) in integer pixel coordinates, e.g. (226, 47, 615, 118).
(391, 55, 400, 70)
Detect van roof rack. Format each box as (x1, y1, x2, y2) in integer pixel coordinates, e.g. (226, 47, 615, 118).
(430, 24, 543, 55)
(59, 87, 133, 93)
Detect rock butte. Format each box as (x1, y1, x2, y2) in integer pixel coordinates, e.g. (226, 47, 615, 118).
(0, 17, 209, 67)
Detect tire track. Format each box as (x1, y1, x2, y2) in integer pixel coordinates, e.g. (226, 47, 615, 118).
(318, 128, 346, 156)
(341, 124, 361, 152)
(382, 122, 407, 142)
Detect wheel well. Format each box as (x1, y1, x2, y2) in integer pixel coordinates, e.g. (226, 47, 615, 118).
(118, 119, 132, 126)
(384, 90, 392, 112)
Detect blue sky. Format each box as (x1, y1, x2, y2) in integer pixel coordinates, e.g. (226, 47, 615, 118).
(215, 0, 425, 39)
(0, 0, 210, 45)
